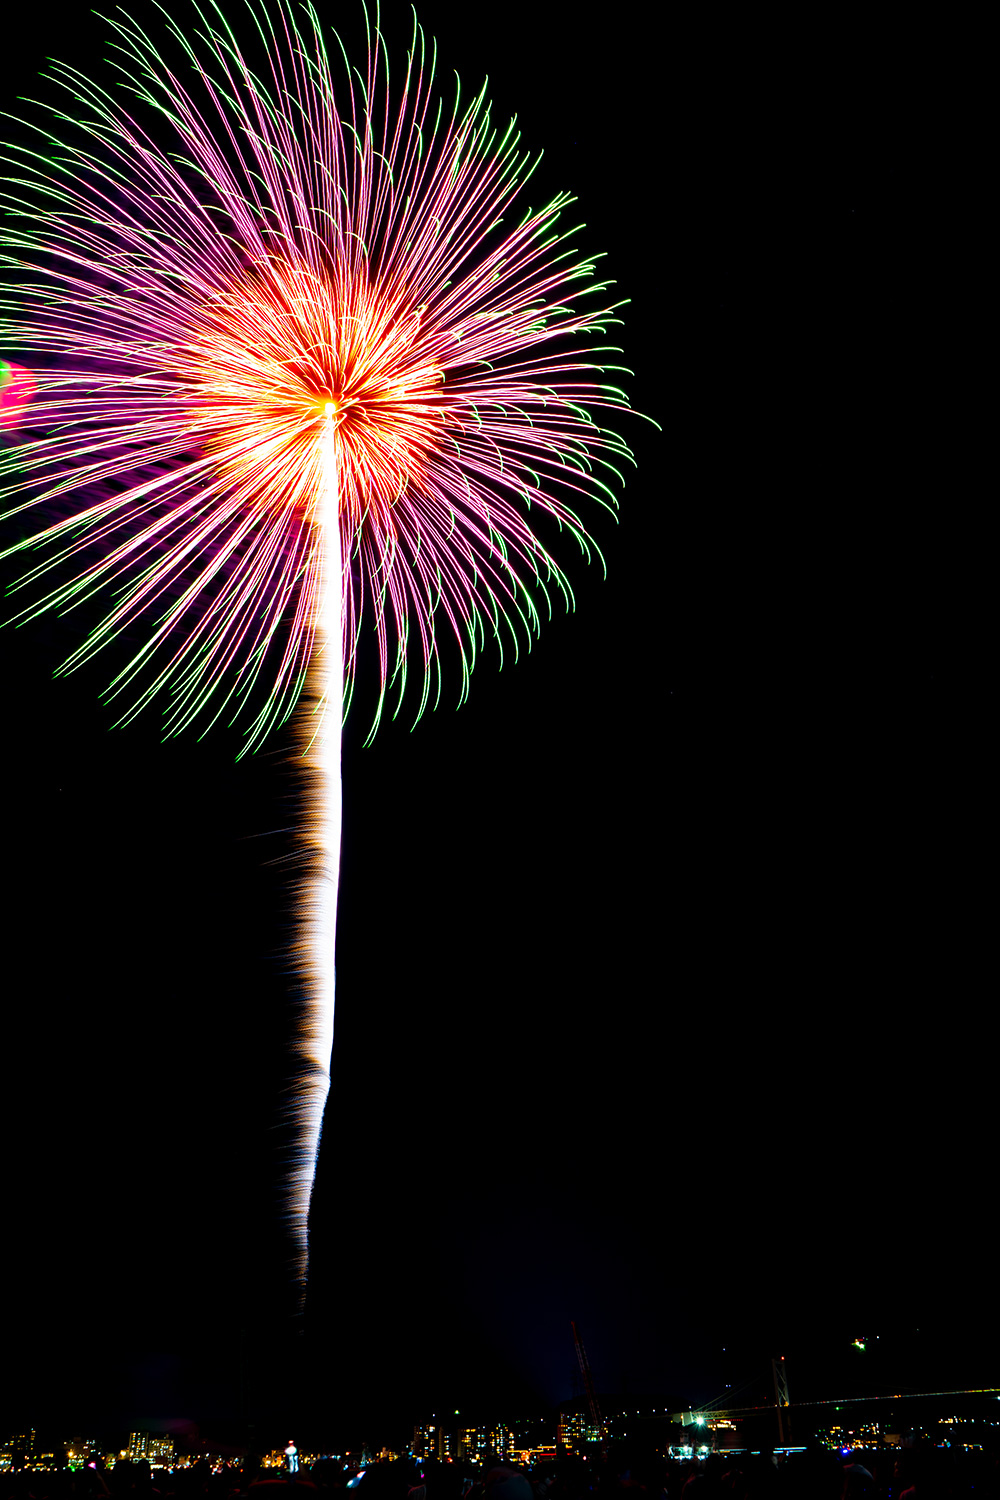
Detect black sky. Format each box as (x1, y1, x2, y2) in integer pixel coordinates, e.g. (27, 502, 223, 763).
(1, 0, 988, 1453)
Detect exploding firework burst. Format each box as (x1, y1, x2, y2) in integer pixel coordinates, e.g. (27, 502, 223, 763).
(1, 0, 636, 744)
(1, 0, 647, 1291)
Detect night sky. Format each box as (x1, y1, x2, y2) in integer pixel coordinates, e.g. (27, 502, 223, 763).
(1, 0, 988, 1454)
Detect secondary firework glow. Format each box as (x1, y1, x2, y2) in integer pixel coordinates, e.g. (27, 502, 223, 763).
(1, 0, 644, 1291)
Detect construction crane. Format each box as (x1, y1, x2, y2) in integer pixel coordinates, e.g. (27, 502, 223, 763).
(571, 1321, 603, 1433)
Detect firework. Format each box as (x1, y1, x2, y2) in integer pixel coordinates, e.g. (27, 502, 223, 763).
(0, 360, 35, 430)
(1, 0, 645, 1290)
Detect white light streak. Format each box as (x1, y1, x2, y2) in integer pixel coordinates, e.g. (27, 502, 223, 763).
(288, 407, 343, 1295)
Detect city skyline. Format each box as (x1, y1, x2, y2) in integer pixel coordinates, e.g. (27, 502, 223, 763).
(7, 1378, 1000, 1471)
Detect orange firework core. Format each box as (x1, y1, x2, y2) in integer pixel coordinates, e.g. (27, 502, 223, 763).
(178, 258, 444, 528)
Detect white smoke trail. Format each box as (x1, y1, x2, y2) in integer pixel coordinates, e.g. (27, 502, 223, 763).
(288, 407, 343, 1297)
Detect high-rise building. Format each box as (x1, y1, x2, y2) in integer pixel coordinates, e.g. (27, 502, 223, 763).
(487, 1427, 514, 1462)
(414, 1420, 514, 1465)
(412, 1426, 437, 1462)
(2, 1433, 36, 1471)
(457, 1428, 489, 1462)
(124, 1432, 173, 1465)
(557, 1411, 601, 1452)
(438, 1431, 457, 1461)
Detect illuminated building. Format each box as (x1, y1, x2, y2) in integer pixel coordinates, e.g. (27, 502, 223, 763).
(487, 1427, 515, 1461)
(412, 1426, 438, 1461)
(458, 1428, 489, 1461)
(413, 1422, 512, 1464)
(557, 1411, 601, 1452)
(438, 1431, 456, 1460)
(127, 1432, 174, 1464)
(412, 1426, 458, 1461)
(65, 1438, 99, 1470)
(1, 1433, 36, 1471)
